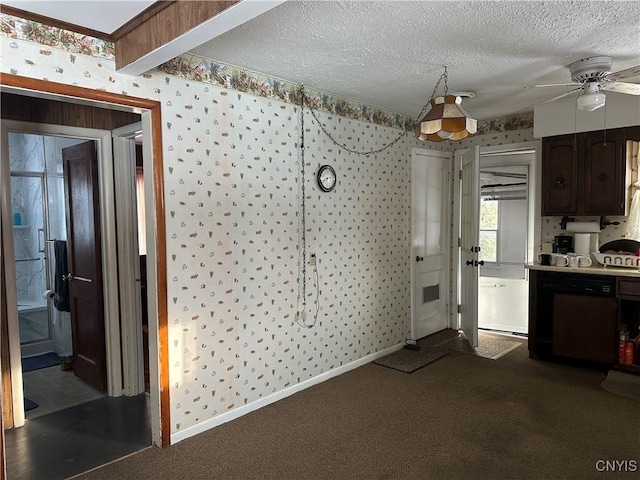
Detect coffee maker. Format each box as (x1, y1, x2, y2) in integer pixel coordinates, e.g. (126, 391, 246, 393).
(553, 235, 574, 254)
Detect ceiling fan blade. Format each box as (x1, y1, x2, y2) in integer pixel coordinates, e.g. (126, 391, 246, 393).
(603, 81, 640, 95)
(608, 65, 640, 81)
(538, 88, 582, 105)
(526, 83, 578, 89)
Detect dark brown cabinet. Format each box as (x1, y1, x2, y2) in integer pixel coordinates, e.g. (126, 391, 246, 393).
(542, 128, 629, 216)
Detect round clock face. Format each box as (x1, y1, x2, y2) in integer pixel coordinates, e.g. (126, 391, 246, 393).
(317, 165, 336, 192)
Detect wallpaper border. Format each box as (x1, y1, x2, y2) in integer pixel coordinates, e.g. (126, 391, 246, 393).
(0, 13, 534, 134)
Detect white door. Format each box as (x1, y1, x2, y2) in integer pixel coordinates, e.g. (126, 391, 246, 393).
(460, 147, 480, 347)
(411, 149, 451, 340)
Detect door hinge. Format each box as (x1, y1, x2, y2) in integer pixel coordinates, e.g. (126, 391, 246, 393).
(458, 237, 461, 248)
(457, 304, 462, 314)
(459, 170, 463, 180)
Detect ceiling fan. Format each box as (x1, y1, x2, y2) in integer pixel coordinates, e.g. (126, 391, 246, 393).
(534, 56, 640, 111)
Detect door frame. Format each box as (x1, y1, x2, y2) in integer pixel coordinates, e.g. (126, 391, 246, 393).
(112, 123, 145, 396)
(451, 141, 541, 335)
(0, 75, 169, 448)
(1, 122, 120, 424)
(410, 147, 454, 338)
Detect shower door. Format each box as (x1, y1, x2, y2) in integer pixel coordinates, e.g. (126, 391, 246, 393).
(11, 173, 54, 357)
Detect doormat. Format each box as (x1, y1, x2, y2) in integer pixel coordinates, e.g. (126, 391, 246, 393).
(22, 352, 61, 372)
(434, 332, 521, 360)
(601, 370, 640, 400)
(374, 348, 448, 373)
(24, 397, 39, 411)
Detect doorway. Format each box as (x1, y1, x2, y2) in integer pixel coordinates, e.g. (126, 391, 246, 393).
(0, 75, 170, 478)
(8, 132, 107, 419)
(453, 143, 541, 346)
(478, 164, 530, 335)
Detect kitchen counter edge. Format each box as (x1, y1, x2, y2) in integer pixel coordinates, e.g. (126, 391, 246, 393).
(525, 263, 640, 278)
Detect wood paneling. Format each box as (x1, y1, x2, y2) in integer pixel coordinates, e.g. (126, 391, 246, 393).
(1, 93, 140, 130)
(115, 0, 237, 70)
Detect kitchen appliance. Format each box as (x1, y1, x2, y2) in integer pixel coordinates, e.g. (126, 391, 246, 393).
(534, 272, 617, 363)
(574, 233, 598, 255)
(553, 235, 574, 254)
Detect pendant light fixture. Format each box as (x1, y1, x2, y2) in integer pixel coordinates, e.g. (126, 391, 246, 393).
(414, 66, 477, 142)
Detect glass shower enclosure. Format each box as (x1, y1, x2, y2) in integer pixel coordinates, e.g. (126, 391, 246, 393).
(9, 132, 75, 358)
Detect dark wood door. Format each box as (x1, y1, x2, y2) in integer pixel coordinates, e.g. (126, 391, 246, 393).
(583, 128, 627, 215)
(541, 134, 578, 215)
(552, 293, 618, 363)
(63, 141, 106, 392)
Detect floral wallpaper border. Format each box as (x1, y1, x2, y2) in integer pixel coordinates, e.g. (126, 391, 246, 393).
(0, 13, 534, 135)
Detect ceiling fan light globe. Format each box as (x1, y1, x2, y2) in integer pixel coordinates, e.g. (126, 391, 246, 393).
(577, 91, 606, 111)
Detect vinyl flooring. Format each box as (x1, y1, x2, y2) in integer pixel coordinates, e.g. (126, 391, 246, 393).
(5, 394, 151, 480)
(23, 366, 105, 419)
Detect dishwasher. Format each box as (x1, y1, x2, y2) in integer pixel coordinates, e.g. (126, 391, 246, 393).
(535, 272, 618, 364)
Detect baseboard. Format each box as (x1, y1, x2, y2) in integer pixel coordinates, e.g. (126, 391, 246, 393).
(170, 341, 404, 444)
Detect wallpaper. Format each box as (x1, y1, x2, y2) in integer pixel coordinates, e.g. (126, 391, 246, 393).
(0, 18, 535, 440)
(0, 34, 421, 436)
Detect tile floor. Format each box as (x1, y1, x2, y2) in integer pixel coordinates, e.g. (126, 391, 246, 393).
(23, 365, 105, 419)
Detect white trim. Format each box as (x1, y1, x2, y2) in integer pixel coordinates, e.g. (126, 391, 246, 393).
(118, 0, 286, 76)
(170, 341, 404, 445)
(0, 122, 25, 427)
(112, 123, 144, 396)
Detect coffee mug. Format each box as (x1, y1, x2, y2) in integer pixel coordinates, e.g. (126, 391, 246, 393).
(540, 253, 552, 266)
(567, 254, 579, 267)
(578, 255, 592, 267)
(553, 254, 569, 267)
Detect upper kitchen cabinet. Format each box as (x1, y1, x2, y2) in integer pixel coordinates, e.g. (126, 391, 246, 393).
(542, 127, 631, 216)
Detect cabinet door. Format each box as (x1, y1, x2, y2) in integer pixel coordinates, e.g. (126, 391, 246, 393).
(583, 128, 627, 215)
(552, 293, 617, 363)
(542, 135, 578, 215)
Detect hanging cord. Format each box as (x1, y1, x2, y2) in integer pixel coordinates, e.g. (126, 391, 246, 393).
(298, 67, 448, 156)
(296, 85, 316, 328)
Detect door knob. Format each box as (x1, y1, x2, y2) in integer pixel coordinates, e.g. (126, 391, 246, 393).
(466, 260, 474, 266)
(477, 260, 485, 266)
(416, 256, 424, 262)
(63, 272, 74, 282)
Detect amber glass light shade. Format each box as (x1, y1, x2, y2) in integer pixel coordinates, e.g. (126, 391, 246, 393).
(414, 95, 477, 142)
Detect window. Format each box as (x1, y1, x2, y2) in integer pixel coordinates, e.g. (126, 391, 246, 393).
(479, 199, 498, 262)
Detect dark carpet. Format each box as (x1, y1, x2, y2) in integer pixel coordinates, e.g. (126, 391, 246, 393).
(21, 352, 61, 372)
(373, 346, 448, 372)
(71, 328, 639, 480)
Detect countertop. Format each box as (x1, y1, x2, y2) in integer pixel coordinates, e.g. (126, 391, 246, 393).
(526, 263, 640, 278)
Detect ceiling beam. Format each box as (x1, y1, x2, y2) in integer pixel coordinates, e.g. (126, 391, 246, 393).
(116, 0, 286, 76)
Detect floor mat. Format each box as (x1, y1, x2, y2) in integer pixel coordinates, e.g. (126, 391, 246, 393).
(434, 331, 521, 360)
(601, 370, 640, 400)
(24, 398, 39, 411)
(373, 347, 448, 373)
(21, 352, 61, 372)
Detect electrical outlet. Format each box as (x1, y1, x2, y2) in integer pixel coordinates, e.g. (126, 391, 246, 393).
(308, 252, 317, 265)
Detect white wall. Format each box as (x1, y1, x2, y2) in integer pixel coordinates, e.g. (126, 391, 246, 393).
(534, 91, 640, 138)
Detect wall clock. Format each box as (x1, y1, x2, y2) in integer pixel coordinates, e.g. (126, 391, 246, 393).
(317, 165, 336, 192)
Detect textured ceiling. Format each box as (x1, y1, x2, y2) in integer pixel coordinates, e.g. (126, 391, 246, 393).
(4, 0, 639, 121)
(190, 0, 640, 120)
